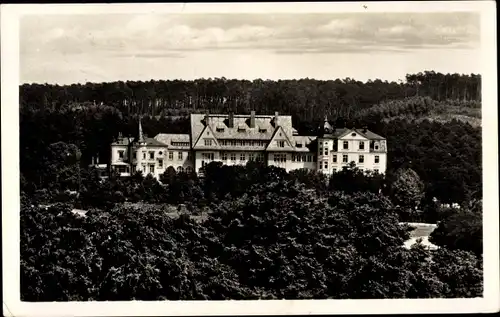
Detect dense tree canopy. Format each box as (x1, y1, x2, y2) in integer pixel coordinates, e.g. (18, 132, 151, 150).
(21, 179, 483, 301)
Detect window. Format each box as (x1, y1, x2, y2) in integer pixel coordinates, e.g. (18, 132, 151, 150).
(149, 151, 154, 159)
(307, 155, 312, 162)
(256, 153, 264, 162)
(359, 141, 365, 150)
(324, 142, 328, 146)
(216, 128, 224, 133)
(292, 154, 296, 162)
(324, 162, 328, 169)
(202, 153, 214, 161)
(259, 128, 267, 133)
(333, 168, 337, 173)
(319, 162, 323, 169)
(296, 142, 303, 148)
(359, 155, 364, 163)
(178, 152, 183, 160)
(204, 139, 212, 146)
(158, 159, 163, 168)
(168, 152, 174, 160)
(273, 154, 286, 162)
(159, 151, 163, 155)
(240, 153, 246, 161)
(131, 165, 136, 173)
(187, 152, 192, 160)
(333, 155, 337, 163)
(374, 169, 379, 173)
(221, 152, 228, 161)
(149, 165, 155, 174)
(375, 145, 379, 150)
(133, 151, 137, 159)
(343, 141, 349, 150)
(278, 141, 285, 148)
(301, 155, 306, 162)
(343, 154, 348, 163)
(177, 166, 184, 173)
(351, 133, 356, 137)
(118, 150, 124, 159)
(143, 152, 146, 159)
(249, 153, 255, 161)
(230, 153, 237, 161)
(375, 155, 380, 164)
(324, 149, 328, 155)
(238, 128, 246, 132)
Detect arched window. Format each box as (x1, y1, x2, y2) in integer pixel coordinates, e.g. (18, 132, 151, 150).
(177, 166, 184, 173)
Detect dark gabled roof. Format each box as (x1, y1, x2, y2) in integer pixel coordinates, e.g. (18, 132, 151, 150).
(354, 129, 386, 140)
(144, 137, 168, 147)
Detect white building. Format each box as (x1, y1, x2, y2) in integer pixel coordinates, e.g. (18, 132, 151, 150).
(109, 112, 387, 178)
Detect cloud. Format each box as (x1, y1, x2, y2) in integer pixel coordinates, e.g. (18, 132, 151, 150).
(19, 12, 481, 84)
(21, 12, 480, 58)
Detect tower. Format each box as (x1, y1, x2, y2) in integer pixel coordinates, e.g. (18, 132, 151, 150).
(135, 116, 147, 173)
(317, 116, 334, 174)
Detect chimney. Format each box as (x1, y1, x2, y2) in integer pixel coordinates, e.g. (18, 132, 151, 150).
(272, 111, 279, 127)
(118, 132, 123, 139)
(228, 112, 234, 128)
(204, 111, 210, 125)
(362, 126, 368, 133)
(250, 110, 256, 128)
(96, 155, 99, 164)
(91, 156, 95, 165)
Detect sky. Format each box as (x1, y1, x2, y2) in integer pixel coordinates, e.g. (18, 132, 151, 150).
(20, 12, 481, 84)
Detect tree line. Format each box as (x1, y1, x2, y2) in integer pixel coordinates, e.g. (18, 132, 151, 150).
(20, 72, 481, 121)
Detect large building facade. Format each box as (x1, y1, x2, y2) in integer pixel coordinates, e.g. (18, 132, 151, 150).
(110, 112, 387, 178)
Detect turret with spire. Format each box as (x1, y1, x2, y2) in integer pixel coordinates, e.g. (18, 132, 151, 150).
(318, 115, 333, 137)
(323, 115, 333, 133)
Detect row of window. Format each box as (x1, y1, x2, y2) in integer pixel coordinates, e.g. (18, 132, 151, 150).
(124, 164, 194, 174)
(171, 141, 190, 147)
(291, 154, 316, 162)
(218, 139, 268, 147)
(118, 150, 192, 161)
(331, 154, 380, 164)
(320, 141, 367, 152)
(207, 152, 266, 162)
(318, 162, 380, 173)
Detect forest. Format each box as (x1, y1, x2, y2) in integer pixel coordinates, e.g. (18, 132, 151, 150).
(20, 71, 483, 300)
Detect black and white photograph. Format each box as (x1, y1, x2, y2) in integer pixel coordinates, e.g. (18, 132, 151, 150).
(1, 2, 498, 316)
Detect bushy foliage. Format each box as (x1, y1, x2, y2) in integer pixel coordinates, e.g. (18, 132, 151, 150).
(430, 200, 482, 256)
(21, 180, 483, 301)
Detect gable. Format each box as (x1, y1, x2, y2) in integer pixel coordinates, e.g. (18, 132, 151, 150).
(266, 126, 295, 151)
(338, 129, 369, 141)
(193, 125, 221, 149)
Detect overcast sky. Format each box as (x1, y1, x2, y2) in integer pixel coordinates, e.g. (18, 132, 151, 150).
(20, 12, 481, 84)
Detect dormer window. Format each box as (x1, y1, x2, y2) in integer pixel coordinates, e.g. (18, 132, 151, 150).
(238, 128, 246, 133)
(296, 142, 303, 148)
(216, 128, 224, 133)
(259, 128, 267, 133)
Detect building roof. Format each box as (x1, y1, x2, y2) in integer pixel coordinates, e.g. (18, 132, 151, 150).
(190, 113, 294, 143)
(154, 134, 191, 149)
(322, 127, 386, 140)
(293, 136, 317, 152)
(112, 114, 386, 152)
